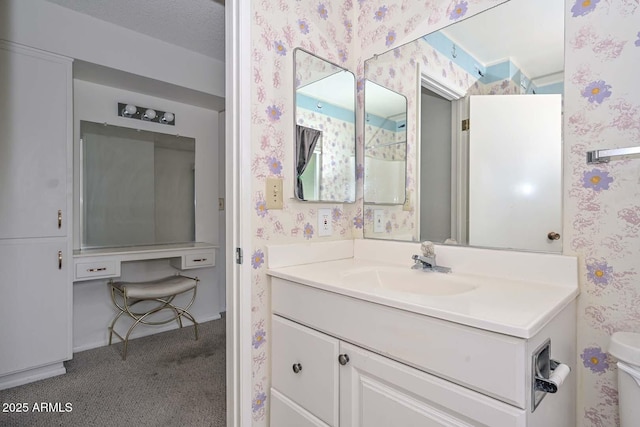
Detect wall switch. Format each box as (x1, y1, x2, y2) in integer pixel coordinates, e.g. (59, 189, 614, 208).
(374, 209, 384, 233)
(266, 177, 283, 209)
(318, 208, 332, 237)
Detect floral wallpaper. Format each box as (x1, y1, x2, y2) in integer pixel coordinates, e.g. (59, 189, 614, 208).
(564, 0, 640, 425)
(247, 0, 639, 425)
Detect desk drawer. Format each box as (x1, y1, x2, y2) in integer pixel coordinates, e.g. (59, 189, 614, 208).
(185, 252, 215, 268)
(75, 260, 118, 280)
(170, 251, 215, 270)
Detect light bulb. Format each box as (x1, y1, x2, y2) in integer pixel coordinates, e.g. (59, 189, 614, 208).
(161, 112, 174, 123)
(143, 109, 157, 120)
(122, 104, 137, 117)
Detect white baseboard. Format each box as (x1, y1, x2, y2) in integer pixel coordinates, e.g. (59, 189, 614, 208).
(0, 363, 66, 391)
(72, 313, 222, 353)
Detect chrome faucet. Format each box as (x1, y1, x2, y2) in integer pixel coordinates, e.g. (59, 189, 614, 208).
(411, 241, 451, 273)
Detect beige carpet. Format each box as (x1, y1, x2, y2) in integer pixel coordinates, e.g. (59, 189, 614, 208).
(0, 317, 226, 427)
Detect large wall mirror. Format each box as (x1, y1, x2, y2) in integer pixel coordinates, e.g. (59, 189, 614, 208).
(363, 0, 564, 253)
(80, 121, 195, 248)
(294, 48, 356, 202)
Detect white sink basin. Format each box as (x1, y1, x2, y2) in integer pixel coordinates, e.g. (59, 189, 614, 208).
(340, 266, 477, 296)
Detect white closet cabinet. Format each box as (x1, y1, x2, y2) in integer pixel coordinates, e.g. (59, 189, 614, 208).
(0, 41, 72, 385)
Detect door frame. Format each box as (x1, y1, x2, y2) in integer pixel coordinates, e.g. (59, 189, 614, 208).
(226, 1, 253, 426)
(418, 71, 467, 244)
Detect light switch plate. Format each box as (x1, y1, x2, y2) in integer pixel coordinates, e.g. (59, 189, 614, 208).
(374, 209, 384, 233)
(318, 208, 332, 237)
(266, 177, 283, 209)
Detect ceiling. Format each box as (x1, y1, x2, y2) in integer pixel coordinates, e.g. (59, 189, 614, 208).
(44, 0, 225, 62)
(442, 0, 564, 82)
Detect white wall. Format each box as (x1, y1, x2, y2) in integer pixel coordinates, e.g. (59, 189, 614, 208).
(0, 0, 224, 98)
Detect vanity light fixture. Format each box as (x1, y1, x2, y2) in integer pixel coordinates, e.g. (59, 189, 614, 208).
(117, 102, 175, 126)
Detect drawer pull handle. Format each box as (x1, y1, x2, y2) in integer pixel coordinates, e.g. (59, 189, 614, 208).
(292, 363, 302, 374)
(338, 354, 350, 366)
(88, 267, 107, 272)
(58, 210, 62, 229)
(58, 251, 63, 270)
(192, 258, 207, 262)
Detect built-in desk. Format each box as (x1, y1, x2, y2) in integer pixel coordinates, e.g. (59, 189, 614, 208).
(73, 242, 217, 282)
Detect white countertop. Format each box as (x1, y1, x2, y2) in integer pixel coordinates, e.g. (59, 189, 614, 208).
(267, 257, 578, 339)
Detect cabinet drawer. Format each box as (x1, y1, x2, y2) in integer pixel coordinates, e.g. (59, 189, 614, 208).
(271, 388, 331, 427)
(170, 251, 215, 270)
(185, 252, 214, 268)
(75, 260, 118, 279)
(272, 316, 339, 426)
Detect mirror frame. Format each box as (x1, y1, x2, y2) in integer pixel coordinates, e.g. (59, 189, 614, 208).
(293, 47, 357, 203)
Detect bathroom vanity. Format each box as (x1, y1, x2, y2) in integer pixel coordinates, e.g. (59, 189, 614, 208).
(267, 240, 578, 427)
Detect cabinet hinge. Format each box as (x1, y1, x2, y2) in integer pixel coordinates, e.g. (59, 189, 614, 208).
(235, 248, 243, 265)
(461, 119, 470, 131)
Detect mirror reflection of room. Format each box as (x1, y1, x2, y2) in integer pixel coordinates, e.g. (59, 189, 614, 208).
(294, 48, 356, 203)
(363, 0, 564, 253)
(81, 121, 196, 249)
(363, 80, 408, 205)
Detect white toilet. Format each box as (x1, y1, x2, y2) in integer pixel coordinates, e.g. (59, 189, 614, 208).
(609, 332, 640, 426)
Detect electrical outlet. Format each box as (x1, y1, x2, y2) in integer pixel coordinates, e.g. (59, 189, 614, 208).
(374, 209, 384, 233)
(265, 177, 283, 209)
(318, 208, 332, 237)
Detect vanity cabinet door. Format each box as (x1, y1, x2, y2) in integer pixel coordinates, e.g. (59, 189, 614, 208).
(0, 42, 71, 239)
(271, 315, 339, 426)
(339, 342, 526, 427)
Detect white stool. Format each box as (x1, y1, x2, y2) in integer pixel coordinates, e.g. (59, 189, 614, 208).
(108, 274, 199, 360)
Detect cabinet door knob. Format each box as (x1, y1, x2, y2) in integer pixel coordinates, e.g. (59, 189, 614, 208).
(547, 232, 561, 241)
(338, 354, 350, 366)
(292, 363, 302, 374)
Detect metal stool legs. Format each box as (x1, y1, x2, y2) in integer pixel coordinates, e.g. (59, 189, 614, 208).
(108, 276, 199, 360)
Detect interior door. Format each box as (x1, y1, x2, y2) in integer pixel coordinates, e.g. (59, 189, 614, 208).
(468, 95, 562, 252)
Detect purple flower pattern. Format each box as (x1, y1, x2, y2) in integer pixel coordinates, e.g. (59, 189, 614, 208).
(252, 392, 267, 412)
(317, 3, 328, 20)
(303, 223, 314, 239)
(582, 169, 613, 191)
(385, 30, 396, 47)
(353, 215, 364, 229)
(267, 156, 282, 175)
(255, 200, 267, 218)
(266, 105, 282, 122)
(571, 0, 600, 17)
(450, 1, 468, 20)
(374, 6, 388, 21)
(581, 347, 609, 373)
(251, 250, 264, 269)
(587, 261, 613, 285)
(274, 41, 286, 56)
(297, 19, 310, 34)
(252, 329, 266, 349)
(582, 80, 612, 104)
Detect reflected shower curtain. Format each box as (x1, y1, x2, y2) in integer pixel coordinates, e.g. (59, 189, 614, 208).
(295, 125, 322, 200)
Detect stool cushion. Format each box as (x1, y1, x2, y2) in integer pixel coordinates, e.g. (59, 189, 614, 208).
(113, 276, 197, 299)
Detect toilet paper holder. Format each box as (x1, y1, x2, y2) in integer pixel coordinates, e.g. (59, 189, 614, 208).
(531, 339, 571, 412)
